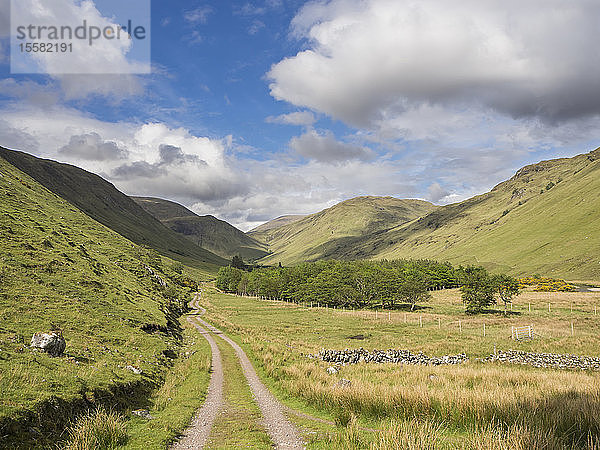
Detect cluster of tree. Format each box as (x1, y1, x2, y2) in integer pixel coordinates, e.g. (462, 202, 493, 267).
(217, 259, 462, 310)
(218, 258, 521, 314)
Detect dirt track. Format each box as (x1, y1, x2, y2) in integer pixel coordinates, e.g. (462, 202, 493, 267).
(172, 293, 305, 449)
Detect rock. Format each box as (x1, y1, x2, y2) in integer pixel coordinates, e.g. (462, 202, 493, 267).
(327, 366, 338, 374)
(337, 378, 352, 387)
(483, 349, 600, 371)
(30, 332, 66, 356)
(313, 348, 467, 367)
(126, 365, 143, 375)
(132, 409, 153, 419)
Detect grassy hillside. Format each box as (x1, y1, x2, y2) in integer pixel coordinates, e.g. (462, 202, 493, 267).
(252, 148, 600, 280)
(133, 197, 269, 262)
(0, 147, 226, 270)
(253, 196, 437, 265)
(0, 155, 212, 447)
(339, 148, 600, 280)
(249, 215, 307, 234)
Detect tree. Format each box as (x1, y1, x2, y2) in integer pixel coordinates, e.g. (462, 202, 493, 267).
(231, 255, 245, 270)
(216, 266, 243, 292)
(492, 274, 520, 315)
(398, 275, 432, 310)
(460, 266, 496, 314)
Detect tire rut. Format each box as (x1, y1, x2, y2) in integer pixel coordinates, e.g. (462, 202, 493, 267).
(174, 293, 305, 449)
(172, 294, 224, 449)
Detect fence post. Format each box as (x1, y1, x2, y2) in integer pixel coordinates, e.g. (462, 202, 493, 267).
(388, 310, 391, 321)
(459, 320, 462, 333)
(419, 316, 423, 327)
(483, 322, 486, 337)
(528, 303, 531, 312)
(571, 322, 574, 336)
(548, 303, 551, 313)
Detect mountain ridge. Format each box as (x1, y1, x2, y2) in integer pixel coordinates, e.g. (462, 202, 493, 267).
(132, 196, 269, 261)
(0, 147, 226, 269)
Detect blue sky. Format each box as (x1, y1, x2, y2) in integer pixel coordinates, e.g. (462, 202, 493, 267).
(1, 0, 599, 230)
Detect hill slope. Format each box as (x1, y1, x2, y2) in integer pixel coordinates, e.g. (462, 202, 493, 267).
(252, 196, 437, 265)
(249, 215, 307, 234)
(0, 155, 207, 447)
(0, 147, 226, 270)
(367, 147, 600, 279)
(133, 197, 269, 261)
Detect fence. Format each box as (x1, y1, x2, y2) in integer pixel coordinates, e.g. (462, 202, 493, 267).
(512, 325, 533, 341)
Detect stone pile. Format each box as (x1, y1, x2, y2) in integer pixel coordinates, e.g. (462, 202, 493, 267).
(312, 348, 468, 366)
(484, 350, 600, 371)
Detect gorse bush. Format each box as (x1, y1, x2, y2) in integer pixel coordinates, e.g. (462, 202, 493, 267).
(64, 407, 127, 450)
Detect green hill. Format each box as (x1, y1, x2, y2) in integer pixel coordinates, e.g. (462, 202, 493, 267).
(369, 147, 600, 280)
(252, 196, 437, 265)
(257, 148, 600, 280)
(132, 197, 269, 261)
(0, 147, 226, 270)
(249, 215, 307, 234)
(0, 154, 210, 447)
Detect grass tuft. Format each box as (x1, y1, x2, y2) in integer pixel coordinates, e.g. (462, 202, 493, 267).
(64, 407, 127, 450)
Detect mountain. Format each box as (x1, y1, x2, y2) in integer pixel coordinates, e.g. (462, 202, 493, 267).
(0, 154, 206, 446)
(0, 147, 226, 270)
(252, 196, 437, 265)
(257, 147, 600, 280)
(249, 215, 307, 234)
(132, 197, 269, 261)
(368, 147, 600, 279)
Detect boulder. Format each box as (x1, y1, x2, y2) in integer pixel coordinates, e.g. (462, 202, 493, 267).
(30, 332, 66, 356)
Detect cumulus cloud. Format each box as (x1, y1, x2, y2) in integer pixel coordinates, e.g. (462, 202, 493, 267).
(268, 0, 600, 127)
(427, 182, 449, 203)
(59, 132, 128, 161)
(266, 111, 316, 126)
(8, 0, 148, 100)
(289, 129, 375, 163)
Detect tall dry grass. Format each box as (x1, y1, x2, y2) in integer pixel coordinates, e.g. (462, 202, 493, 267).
(63, 407, 127, 450)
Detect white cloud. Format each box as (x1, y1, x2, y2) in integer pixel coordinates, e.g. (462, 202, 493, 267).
(11, 0, 150, 75)
(289, 129, 375, 163)
(59, 132, 128, 161)
(8, 0, 148, 99)
(184, 6, 213, 24)
(269, 0, 600, 127)
(266, 111, 316, 126)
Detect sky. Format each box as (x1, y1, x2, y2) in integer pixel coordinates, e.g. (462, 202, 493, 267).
(0, 0, 599, 231)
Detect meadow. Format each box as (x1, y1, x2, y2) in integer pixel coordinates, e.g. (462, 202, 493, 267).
(201, 285, 600, 448)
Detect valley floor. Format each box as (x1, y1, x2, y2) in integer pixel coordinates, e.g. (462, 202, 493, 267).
(186, 284, 600, 449)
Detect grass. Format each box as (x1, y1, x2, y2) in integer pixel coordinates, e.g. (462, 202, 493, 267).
(120, 320, 212, 449)
(0, 146, 226, 270)
(200, 284, 600, 448)
(64, 407, 128, 450)
(205, 335, 272, 448)
(0, 155, 214, 447)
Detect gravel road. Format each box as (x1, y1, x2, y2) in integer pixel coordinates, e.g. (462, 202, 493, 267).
(173, 293, 305, 449)
(172, 294, 224, 449)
